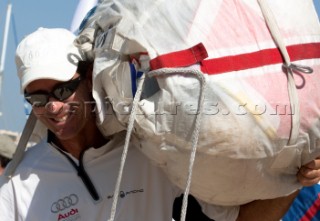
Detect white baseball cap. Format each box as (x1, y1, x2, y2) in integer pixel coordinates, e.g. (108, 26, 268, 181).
(15, 27, 84, 91)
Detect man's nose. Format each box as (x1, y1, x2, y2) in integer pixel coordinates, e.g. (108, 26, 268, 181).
(46, 99, 64, 114)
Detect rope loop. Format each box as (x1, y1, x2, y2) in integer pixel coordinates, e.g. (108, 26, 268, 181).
(283, 63, 313, 74)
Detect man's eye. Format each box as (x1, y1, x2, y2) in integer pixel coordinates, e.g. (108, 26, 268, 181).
(32, 101, 45, 107)
(55, 87, 65, 97)
(55, 87, 72, 100)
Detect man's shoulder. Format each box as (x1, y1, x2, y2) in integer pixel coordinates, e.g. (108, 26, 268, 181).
(6, 140, 54, 176)
(22, 139, 50, 160)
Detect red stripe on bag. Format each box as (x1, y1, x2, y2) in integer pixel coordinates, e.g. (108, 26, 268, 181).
(201, 42, 320, 75)
(149, 43, 208, 70)
(149, 42, 320, 73)
(299, 193, 320, 221)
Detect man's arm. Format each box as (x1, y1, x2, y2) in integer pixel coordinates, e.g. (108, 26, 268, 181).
(174, 158, 320, 221)
(237, 157, 320, 221)
(236, 190, 299, 221)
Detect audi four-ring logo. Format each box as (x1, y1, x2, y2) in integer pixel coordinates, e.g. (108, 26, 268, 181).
(51, 194, 79, 213)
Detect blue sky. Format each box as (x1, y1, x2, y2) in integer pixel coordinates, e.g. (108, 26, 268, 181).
(0, 0, 320, 133)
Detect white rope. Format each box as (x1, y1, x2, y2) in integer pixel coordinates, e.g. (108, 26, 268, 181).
(108, 74, 146, 221)
(257, 0, 290, 65)
(257, 0, 307, 145)
(148, 68, 206, 221)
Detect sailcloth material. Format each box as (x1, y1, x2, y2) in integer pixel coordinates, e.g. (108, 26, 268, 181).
(77, 0, 320, 206)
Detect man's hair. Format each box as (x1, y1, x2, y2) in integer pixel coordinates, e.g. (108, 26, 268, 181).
(76, 61, 93, 77)
(0, 155, 11, 168)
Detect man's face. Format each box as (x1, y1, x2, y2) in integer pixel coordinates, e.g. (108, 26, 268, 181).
(25, 73, 95, 141)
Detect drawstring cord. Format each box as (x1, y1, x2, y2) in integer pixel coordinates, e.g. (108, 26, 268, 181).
(107, 67, 206, 221)
(108, 74, 146, 221)
(148, 68, 206, 221)
(257, 0, 313, 145)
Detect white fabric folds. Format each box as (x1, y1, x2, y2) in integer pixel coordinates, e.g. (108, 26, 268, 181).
(74, 0, 320, 206)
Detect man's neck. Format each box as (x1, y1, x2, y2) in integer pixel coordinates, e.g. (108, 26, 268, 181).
(47, 128, 109, 159)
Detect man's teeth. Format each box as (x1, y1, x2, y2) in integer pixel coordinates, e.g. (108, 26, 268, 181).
(54, 116, 68, 122)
